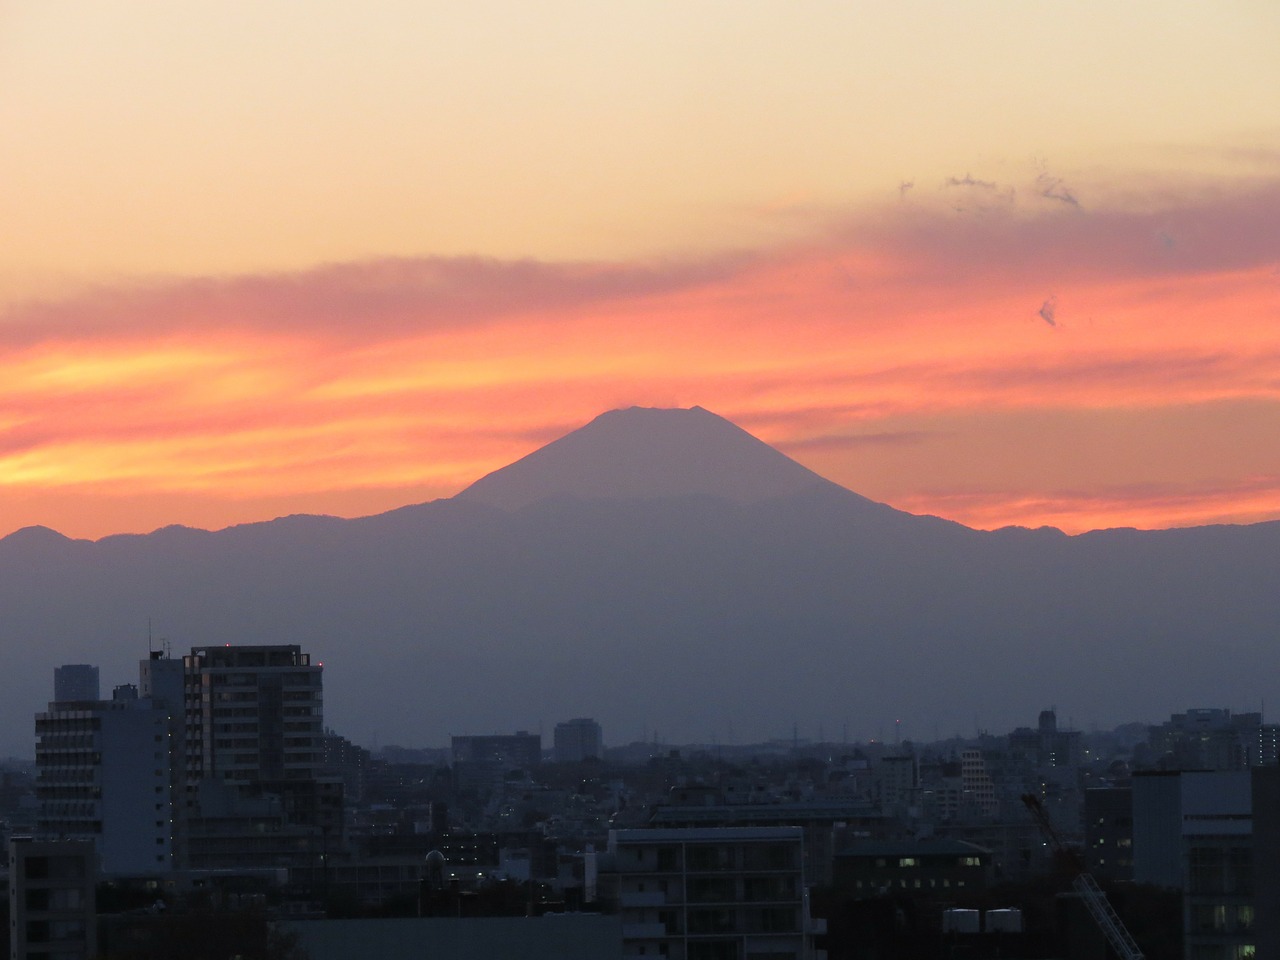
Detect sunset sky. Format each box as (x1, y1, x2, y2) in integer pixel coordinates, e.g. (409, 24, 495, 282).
(2, 1, 1278, 539)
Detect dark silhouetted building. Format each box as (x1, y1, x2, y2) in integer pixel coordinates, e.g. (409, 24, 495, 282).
(833, 838, 992, 898)
(452, 732, 541, 791)
(8, 836, 97, 960)
(53, 664, 99, 704)
(554, 718, 603, 763)
(1149, 707, 1279, 770)
(1084, 786, 1133, 882)
(181, 644, 342, 868)
(597, 826, 822, 959)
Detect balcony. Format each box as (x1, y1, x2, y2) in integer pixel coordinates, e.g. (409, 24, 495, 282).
(621, 922, 668, 940)
(619, 891, 667, 908)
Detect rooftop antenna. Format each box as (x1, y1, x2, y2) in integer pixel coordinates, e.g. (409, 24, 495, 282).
(147, 618, 153, 654)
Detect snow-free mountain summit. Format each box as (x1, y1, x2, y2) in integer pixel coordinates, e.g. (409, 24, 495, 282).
(457, 405, 841, 510)
(0, 406, 1276, 759)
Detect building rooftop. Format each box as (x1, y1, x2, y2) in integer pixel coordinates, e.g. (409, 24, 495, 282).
(836, 839, 991, 859)
(611, 826, 804, 843)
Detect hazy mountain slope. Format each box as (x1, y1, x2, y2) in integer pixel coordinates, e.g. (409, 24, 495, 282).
(0, 408, 1276, 757)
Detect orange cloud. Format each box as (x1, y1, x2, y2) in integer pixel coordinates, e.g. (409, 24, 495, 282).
(2, 174, 1278, 539)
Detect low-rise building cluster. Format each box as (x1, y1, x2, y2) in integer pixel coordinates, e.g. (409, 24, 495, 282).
(1, 643, 1276, 959)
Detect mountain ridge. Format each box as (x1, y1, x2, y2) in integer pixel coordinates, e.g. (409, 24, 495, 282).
(0, 406, 1276, 758)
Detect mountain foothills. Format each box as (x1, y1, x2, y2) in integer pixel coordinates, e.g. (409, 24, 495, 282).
(1, 406, 1276, 758)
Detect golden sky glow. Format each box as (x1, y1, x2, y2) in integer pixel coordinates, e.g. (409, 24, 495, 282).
(2, 2, 1278, 538)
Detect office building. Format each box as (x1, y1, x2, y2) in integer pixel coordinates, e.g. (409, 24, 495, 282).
(554, 718, 603, 763)
(1148, 707, 1278, 770)
(1083, 786, 1133, 882)
(53, 664, 99, 704)
(452, 732, 542, 792)
(833, 839, 991, 898)
(1132, 769, 1254, 957)
(873, 754, 916, 812)
(1009, 710, 1085, 768)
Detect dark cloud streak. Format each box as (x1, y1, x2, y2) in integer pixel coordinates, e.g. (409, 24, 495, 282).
(946, 173, 998, 189)
(1037, 172, 1081, 207)
(1037, 296, 1057, 326)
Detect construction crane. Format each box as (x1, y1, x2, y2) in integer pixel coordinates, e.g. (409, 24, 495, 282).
(1020, 793, 1144, 960)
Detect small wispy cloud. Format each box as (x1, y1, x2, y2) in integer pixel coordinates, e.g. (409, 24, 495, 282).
(898, 180, 915, 198)
(946, 173, 998, 189)
(1037, 296, 1057, 326)
(1036, 172, 1080, 208)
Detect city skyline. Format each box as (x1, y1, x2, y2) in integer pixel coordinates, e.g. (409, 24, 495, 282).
(2, 3, 1278, 539)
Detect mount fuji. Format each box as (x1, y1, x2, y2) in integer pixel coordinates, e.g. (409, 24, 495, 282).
(0, 406, 1276, 756)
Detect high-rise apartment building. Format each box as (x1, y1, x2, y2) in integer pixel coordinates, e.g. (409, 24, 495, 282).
(960, 749, 998, 817)
(181, 644, 341, 866)
(183, 644, 324, 787)
(35, 672, 176, 875)
(35, 644, 340, 874)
